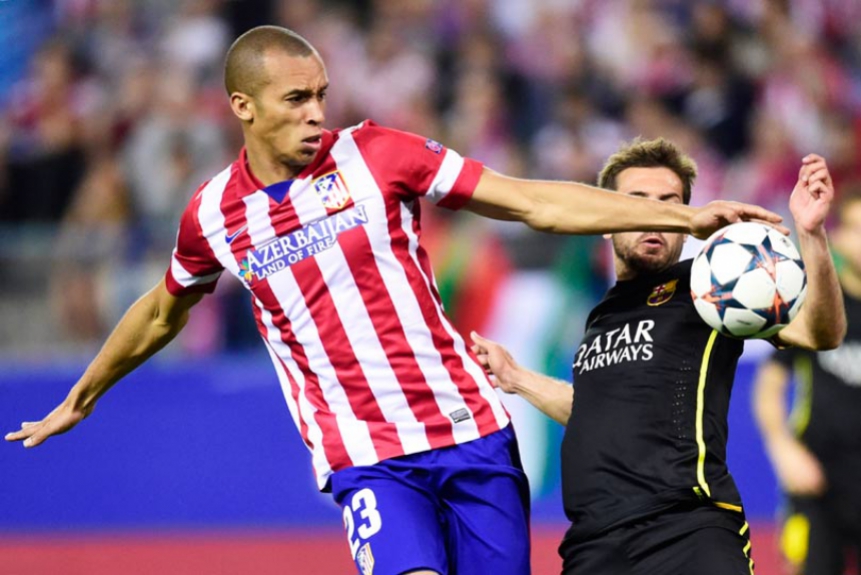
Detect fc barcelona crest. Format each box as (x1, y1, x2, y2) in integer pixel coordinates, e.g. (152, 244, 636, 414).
(647, 279, 678, 306)
(313, 170, 352, 210)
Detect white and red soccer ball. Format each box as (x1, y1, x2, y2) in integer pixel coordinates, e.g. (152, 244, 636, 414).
(690, 222, 807, 339)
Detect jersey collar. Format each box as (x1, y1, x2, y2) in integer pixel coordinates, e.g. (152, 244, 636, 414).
(234, 130, 336, 200)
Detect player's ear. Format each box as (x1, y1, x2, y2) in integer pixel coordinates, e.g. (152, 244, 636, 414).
(230, 92, 255, 122)
(603, 233, 611, 240)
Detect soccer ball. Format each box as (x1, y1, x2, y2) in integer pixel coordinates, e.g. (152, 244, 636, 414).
(690, 222, 807, 339)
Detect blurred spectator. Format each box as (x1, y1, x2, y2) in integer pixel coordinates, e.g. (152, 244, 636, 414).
(74, 0, 150, 82)
(444, 69, 522, 176)
(0, 38, 102, 223)
(723, 111, 799, 215)
(50, 153, 130, 340)
(529, 85, 625, 182)
(160, 0, 230, 86)
(122, 66, 228, 247)
(0, 0, 54, 109)
(820, 110, 861, 198)
(669, 45, 756, 159)
(341, 16, 436, 128)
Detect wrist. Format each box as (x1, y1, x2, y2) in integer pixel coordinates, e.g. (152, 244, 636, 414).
(502, 365, 530, 395)
(677, 204, 698, 234)
(795, 225, 827, 243)
(67, 381, 99, 413)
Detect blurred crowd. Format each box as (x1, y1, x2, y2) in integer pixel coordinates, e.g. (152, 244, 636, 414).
(1, 0, 861, 354)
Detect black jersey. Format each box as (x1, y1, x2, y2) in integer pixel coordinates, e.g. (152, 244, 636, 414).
(561, 259, 745, 542)
(773, 290, 861, 499)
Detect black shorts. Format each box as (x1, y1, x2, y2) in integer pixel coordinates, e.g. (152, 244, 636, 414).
(780, 495, 861, 575)
(559, 503, 754, 575)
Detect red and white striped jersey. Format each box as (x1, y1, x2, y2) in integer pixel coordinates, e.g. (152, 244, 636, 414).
(165, 121, 510, 488)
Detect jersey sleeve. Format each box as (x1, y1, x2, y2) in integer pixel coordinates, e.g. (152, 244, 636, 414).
(164, 190, 224, 297)
(350, 121, 484, 210)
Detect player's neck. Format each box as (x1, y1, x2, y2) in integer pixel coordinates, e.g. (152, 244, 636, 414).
(615, 265, 638, 281)
(244, 141, 301, 186)
(840, 268, 861, 299)
(613, 252, 636, 281)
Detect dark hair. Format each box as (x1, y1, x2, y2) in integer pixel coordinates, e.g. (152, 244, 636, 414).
(224, 26, 316, 96)
(597, 137, 697, 205)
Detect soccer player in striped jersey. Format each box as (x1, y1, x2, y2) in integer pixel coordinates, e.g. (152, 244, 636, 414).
(472, 139, 845, 574)
(7, 28, 787, 575)
(753, 189, 861, 575)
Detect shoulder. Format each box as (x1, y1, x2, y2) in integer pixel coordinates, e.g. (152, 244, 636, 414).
(347, 120, 447, 155)
(178, 162, 237, 226)
(191, 163, 236, 205)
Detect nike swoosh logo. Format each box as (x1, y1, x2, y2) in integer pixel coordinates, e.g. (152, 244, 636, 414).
(225, 225, 248, 244)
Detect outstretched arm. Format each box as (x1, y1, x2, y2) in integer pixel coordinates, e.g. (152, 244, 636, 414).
(470, 332, 573, 425)
(466, 167, 788, 240)
(776, 154, 846, 350)
(5, 279, 203, 447)
(752, 359, 826, 495)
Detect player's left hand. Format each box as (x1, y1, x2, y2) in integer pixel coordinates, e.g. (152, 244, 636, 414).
(790, 154, 834, 234)
(690, 201, 789, 239)
(470, 331, 519, 394)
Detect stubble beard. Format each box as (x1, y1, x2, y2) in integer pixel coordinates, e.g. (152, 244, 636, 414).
(613, 240, 678, 278)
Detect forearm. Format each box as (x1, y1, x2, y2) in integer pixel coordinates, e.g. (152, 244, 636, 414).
(515, 179, 695, 235)
(468, 167, 784, 238)
(778, 229, 846, 350)
(504, 367, 574, 425)
(67, 288, 190, 411)
(752, 363, 793, 455)
(799, 229, 845, 345)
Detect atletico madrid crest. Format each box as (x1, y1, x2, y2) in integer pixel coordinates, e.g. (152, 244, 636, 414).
(647, 279, 678, 306)
(313, 171, 352, 210)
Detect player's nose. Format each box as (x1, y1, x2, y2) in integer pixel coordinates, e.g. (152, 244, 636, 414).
(306, 98, 325, 125)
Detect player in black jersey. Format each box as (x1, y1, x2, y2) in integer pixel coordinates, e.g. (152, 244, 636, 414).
(753, 189, 861, 575)
(471, 138, 846, 575)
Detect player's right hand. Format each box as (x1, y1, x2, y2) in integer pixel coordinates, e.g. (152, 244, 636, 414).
(690, 201, 789, 239)
(770, 436, 827, 496)
(5, 400, 90, 448)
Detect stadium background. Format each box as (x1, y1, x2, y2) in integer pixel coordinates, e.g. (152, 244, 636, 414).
(1, 0, 860, 573)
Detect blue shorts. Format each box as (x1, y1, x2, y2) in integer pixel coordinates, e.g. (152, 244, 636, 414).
(330, 425, 531, 575)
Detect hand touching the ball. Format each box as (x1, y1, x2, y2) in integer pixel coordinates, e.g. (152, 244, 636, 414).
(689, 200, 789, 240)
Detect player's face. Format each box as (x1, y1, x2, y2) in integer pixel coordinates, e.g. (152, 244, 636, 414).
(247, 50, 329, 174)
(610, 167, 686, 280)
(835, 199, 861, 276)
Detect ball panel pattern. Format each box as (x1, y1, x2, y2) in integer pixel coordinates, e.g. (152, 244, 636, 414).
(723, 307, 769, 337)
(689, 222, 807, 339)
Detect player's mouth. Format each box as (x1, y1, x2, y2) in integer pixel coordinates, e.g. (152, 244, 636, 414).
(640, 234, 665, 248)
(301, 134, 323, 152)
